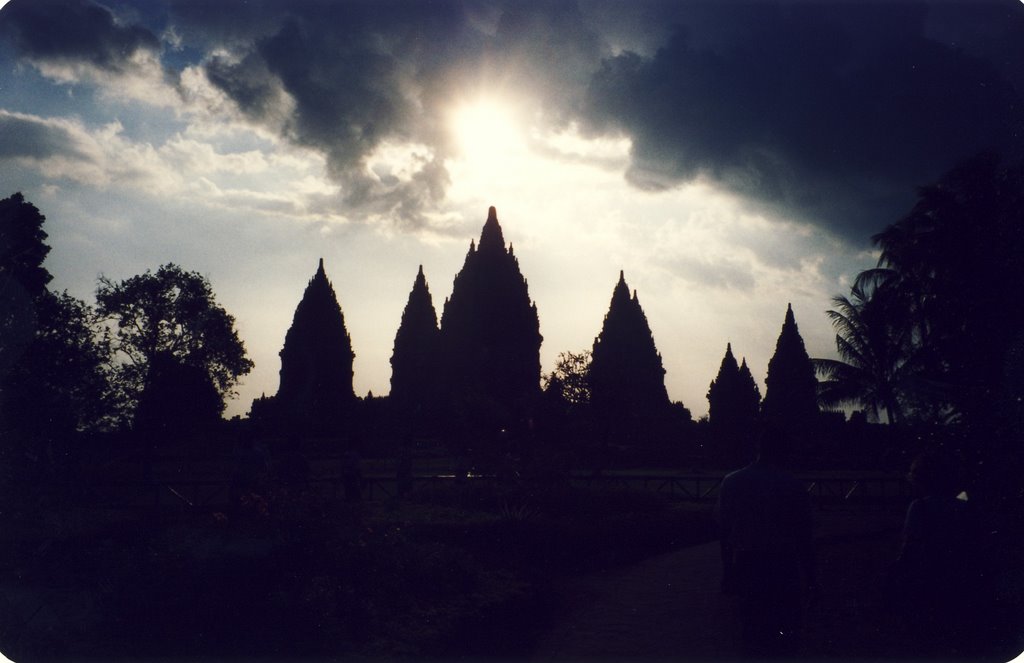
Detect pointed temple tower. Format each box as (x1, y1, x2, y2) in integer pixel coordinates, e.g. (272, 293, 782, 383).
(390, 265, 441, 411)
(762, 303, 819, 427)
(707, 343, 761, 427)
(439, 206, 542, 428)
(276, 259, 356, 427)
(589, 271, 670, 425)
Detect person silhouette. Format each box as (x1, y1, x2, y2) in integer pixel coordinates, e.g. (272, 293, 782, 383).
(718, 426, 817, 657)
(887, 450, 993, 656)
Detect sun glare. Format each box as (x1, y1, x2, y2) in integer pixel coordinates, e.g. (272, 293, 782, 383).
(450, 98, 525, 171)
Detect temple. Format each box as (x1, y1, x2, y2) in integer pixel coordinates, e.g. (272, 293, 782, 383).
(439, 206, 542, 432)
(276, 258, 356, 429)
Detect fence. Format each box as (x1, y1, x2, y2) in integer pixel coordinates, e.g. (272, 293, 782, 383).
(83, 473, 912, 509)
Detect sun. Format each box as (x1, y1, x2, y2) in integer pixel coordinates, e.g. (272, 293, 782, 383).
(449, 97, 525, 171)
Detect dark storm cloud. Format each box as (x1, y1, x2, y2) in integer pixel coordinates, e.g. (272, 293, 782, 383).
(181, 0, 1024, 241)
(1, 0, 160, 73)
(4, 0, 1022, 241)
(0, 111, 91, 161)
(580, 2, 1024, 240)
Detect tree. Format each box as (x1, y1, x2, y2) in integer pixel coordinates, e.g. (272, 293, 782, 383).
(814, 280, 918, 424)
(543, 350, 592, 406)
(0, 192, 52, 378)
(762, 304, 818, 427)
(6, 291, 113, 432)
(868, 154, 1024, 429)
(95, 263, 252, 424)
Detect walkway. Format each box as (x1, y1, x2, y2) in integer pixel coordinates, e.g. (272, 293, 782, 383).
(533, 505, 907, 661)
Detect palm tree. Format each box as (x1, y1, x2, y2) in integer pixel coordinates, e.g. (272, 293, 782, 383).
(814, 280, 915, 424)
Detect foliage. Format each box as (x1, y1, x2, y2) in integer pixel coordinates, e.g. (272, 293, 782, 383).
(0, 192, 51, 299)
(4, 291, 113, 432)
(95, 263, 252, 424)
(814, 279, 924, 424)
(543, 350, 592, 406)
(0, 192, 52, 377)
(866, 154, 1024, 429)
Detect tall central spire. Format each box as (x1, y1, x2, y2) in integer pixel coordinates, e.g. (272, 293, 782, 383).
(478, 205, 506, 253)
(440, 205, 542, 432)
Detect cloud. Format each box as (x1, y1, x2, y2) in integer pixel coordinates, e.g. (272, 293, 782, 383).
(4, 0, 1023, 242)
(579, 2, 1024, 241)
(0, 110, 92, 160)
(1, 0, 160, 73)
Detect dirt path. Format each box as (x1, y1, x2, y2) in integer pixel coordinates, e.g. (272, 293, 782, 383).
(532, 505, 907, 661)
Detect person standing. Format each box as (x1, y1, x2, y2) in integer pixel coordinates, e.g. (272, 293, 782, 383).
(718, 427, 817, 657)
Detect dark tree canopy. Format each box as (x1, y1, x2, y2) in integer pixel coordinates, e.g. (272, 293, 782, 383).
(0, 192, 51, 299)
(707, 343, 761, 428)
(277, 259, 355, 425)
(589, 271, 670, 420)
(762, 304, 818, 426)
(814, 280, 918, 424)
(96, 263, 252, 425)
(390, 265, 440, 410)
(439, 207, 542, 425)
(543, 350, 592, 406)
(0, 192, 52, 376)
(134, 351, 222, 435)
(3, 291, 112, 437)
(869, 153, 1024, 429)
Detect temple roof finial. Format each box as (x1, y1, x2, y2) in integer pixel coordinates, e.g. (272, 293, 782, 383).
(479, 205, 506, 252)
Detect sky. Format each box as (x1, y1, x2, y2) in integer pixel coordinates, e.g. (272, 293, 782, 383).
(1, 0, 1022, 419)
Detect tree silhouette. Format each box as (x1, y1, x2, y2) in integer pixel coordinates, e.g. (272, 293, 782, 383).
(762, 304, 818, 427)
(439, 206, 542, 434)
(814, 280, 918, 424)
(543, 350, 592, 406)
(868, 154, 1024, 429)
(589, 271, 670, 438)
(1, 195, 112, 497)
(133, 351, 222, 435)
(0, 192, 51, 378)
(96, 263, 252, 427)
(390, 265, 440, 413)
(276, 258, 355, 430)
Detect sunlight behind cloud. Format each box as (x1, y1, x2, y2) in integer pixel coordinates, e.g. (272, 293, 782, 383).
(449, 98, 527, 177)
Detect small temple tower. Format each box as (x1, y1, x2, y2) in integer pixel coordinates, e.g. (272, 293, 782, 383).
(276, 258, 356, 428)
(589, 271, 670, 422)
(762, 303, 819, 427)
(390, 265, 441, 412)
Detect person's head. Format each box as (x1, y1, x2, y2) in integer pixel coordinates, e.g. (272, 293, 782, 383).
(908, 451, 960, 498)
(756, 426, 793, 465)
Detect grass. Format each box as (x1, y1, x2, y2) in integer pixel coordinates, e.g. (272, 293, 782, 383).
(0, 479, 716, 661)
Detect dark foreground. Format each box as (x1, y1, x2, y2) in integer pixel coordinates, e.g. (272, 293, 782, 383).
(1, 485, 1021, 662)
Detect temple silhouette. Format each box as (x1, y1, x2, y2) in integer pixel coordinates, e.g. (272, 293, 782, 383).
(273, 258, 356, 432)
(437, 206, 542, 437)
(589, 271, 674, 446)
